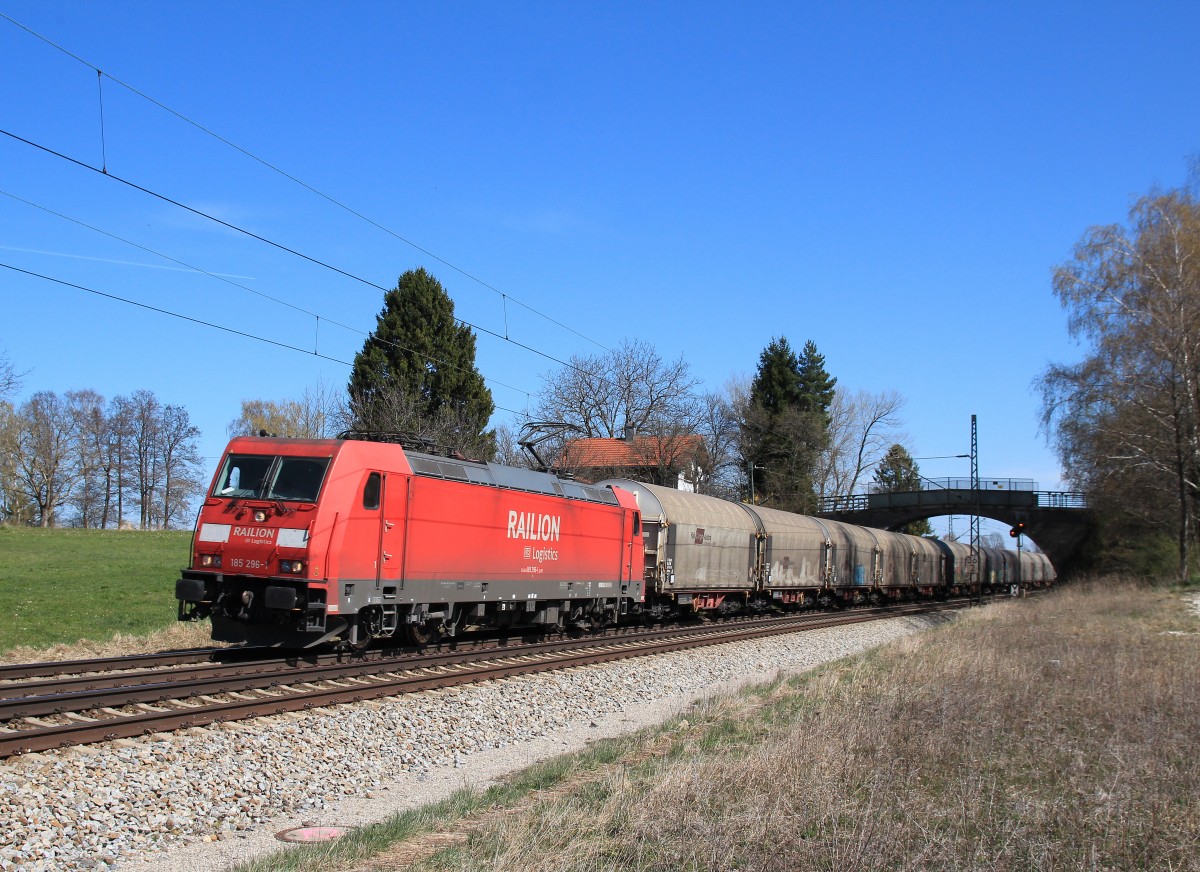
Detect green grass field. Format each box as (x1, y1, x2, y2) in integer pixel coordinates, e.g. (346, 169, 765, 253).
(0, 527, 193, 654)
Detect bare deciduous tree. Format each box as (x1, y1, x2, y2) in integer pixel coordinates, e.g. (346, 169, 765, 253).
(533, 338, 705, 483)
(0, 400, 32, 524)
(0, 351, 22, 404)
(66, 389, 108, 528)
(127, 390, 162, 530)
(159, 404, 203, 529)
(12, 391, 79, 527)
(3, 383, 205, 528)
(816, 388, 907, 500)
(1040, 182, 1200, 578)
(349, 381, 493, 459)
(492, 422, 532, 468)
(695, 384, 747, 500)
(535, 338, 702, 439)
(228, 380, 345, 439)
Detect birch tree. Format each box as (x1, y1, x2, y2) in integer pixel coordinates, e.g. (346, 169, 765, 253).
(1040, 182, 1200, 578)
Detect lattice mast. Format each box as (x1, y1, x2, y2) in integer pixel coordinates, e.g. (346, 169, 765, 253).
(969, 414, 981, 596)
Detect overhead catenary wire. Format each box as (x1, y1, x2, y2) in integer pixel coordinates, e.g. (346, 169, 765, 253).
(1, 13, 825, 484)
(0, 261, 529, 419)
(0, 10, 610, 354)
(0, 187, 531, 399)
(0, 126, 590, 381)
(3, 157, 804, 463)
(0, 126, 640, 409)
(0, 20, 802, 451)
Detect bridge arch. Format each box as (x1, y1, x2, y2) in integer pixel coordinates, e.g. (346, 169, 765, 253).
(817, 488, 1093, 575)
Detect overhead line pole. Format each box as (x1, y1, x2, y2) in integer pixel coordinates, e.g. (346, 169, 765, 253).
(970, 414, 981, 602)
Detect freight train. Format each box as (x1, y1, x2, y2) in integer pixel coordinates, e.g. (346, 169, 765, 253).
(175, 434, 1055, 649)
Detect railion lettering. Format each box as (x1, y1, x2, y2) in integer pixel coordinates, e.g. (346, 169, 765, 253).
(233, 526, 275, 539)
(506, 510, 561, 542)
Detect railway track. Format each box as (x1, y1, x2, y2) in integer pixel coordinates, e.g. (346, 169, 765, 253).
(0, 644, 287, 682)
(0, 600, 968, 758)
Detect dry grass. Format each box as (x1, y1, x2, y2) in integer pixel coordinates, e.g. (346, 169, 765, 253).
(404, 580, 1200, 872)
(0, 620, 217, 665)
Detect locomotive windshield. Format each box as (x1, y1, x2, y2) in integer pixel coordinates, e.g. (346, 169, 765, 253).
(214, 454, 330, 502)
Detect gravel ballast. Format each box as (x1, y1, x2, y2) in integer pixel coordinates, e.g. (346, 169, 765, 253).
(1, 614, 948, 871)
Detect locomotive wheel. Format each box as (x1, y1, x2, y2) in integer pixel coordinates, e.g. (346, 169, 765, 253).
(406, 620, 442, 647)
(407, 606, 463, 647)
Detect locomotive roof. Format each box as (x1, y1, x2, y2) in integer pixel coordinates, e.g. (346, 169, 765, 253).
(405, 451, 620, 507)
(221, 436, 623, 507)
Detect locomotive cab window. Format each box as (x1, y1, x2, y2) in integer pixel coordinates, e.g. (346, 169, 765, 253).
(267, 457, 329, 502)
(214, 454, 273, 498)
(362, 472, 381, 510)
(213, 454, 330, 502)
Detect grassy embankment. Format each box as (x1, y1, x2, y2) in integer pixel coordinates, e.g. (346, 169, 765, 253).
(0, 526, 202, 660)
(238, 580, 1200, 872)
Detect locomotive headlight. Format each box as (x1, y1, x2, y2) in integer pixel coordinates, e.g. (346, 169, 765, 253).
(253, 510, 267, 523)
(199, 554, 222, 568)
(279, 560, 305, 574)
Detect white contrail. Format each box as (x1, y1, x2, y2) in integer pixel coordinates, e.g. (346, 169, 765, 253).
(0, 245, 256, 280)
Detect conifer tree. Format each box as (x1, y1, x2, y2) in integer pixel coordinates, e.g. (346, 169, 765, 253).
(743, 337, 832, 513)
(873, 444, 933, 536)
(347, 268, 495, 458)
(797, 339, 837, 421)
(749, 337, 803, 416)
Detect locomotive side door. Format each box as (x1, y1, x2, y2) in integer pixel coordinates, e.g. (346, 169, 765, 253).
(336, 471, 386, 587)
(378, 473, 407, 588)
(624, 510, 641, 585)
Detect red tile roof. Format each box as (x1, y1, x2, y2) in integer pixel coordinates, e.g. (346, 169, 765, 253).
(561, 435, 703, 469)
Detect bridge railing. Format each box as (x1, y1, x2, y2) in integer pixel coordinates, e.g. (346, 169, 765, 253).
(1035, 491, 1088, 509)
(869, 477, 1038, 493)
(819, 494, 870, 512)
(818, 489, 1088, 514)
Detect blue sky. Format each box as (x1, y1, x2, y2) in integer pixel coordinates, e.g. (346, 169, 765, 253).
(2, 1, 1198, 537)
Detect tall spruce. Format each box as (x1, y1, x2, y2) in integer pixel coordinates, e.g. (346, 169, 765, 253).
(348, 268, 495, 458)
(872, 443, 933, 536)
(797, 340, 837, 421)
(744, 337, 832, 513)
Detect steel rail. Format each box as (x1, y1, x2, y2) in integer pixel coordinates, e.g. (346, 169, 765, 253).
(0, 646, 276, 682)
(0, 610, 885, 716)
(0, 605, 891, 701)
(0, 601, 965, 758)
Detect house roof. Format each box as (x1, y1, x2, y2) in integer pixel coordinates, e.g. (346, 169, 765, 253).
(561, 435, 703, 469)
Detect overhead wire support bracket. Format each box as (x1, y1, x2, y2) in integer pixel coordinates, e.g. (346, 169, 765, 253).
(96, 69, 107, 174)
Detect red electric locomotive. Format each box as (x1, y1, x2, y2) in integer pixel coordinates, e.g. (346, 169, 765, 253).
(175, 434, 644, 648)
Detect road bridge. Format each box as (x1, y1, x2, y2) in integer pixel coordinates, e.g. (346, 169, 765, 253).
(818, 481, 1093, 575)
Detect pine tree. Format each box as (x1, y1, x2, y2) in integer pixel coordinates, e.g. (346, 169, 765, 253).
(873, 444, 933, 536)
(744, 337, 831, 513)
(347, 268, 495, 458)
